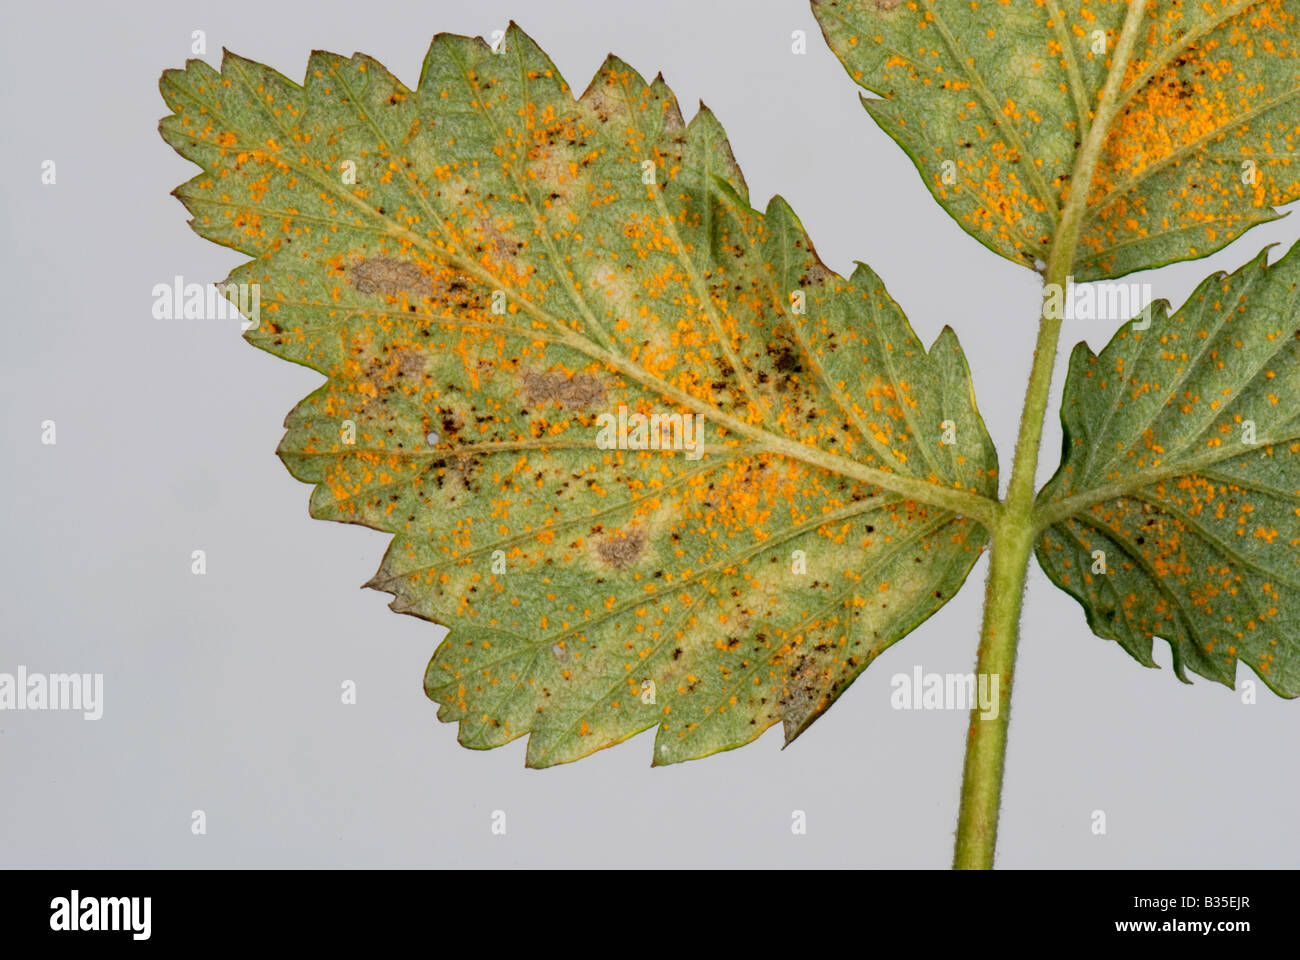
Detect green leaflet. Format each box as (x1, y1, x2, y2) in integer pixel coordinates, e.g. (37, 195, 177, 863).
(813, 0, 1300, 279)
(158, 25, 998, 765)
(1036, 243, 1300, 696)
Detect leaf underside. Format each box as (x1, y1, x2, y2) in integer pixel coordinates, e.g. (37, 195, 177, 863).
(813, 0, 1300, 279)
(159, 24, 997, 766)
(1037, 243, 1300, 697)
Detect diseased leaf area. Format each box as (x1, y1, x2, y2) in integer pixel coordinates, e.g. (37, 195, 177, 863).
(158, 25, 997, 765)
(1037, 244, 1300, 696)
(813, 0, 1300, 279)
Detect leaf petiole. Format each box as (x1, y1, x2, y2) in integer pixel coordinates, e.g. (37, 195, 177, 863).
(952, 0, 1150, 869)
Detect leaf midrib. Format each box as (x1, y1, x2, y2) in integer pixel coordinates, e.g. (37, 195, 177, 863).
(677, 508, 957, 748)
(1036, 427, 1300, 527)
(169, 55, 1002, 527)
(435, 492, 915, 657)
(919, 0, 1061, 228)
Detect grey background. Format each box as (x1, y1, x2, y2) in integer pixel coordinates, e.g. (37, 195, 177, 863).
(2, 0, 1297, 868)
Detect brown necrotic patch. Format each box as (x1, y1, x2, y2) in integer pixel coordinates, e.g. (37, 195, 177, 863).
(434, 273, 485, 311)
(350, 258, 428, 296)
(475, 216, 524, 261)
(596, 527, 647, 569)
(778, 651, 836, 738)
(431, 453, 481, 498)
(520, 368, 606, 409)
(396, 351, 427, 378)
(766, 328, 805, 383)
(797, 261, 833, 288)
